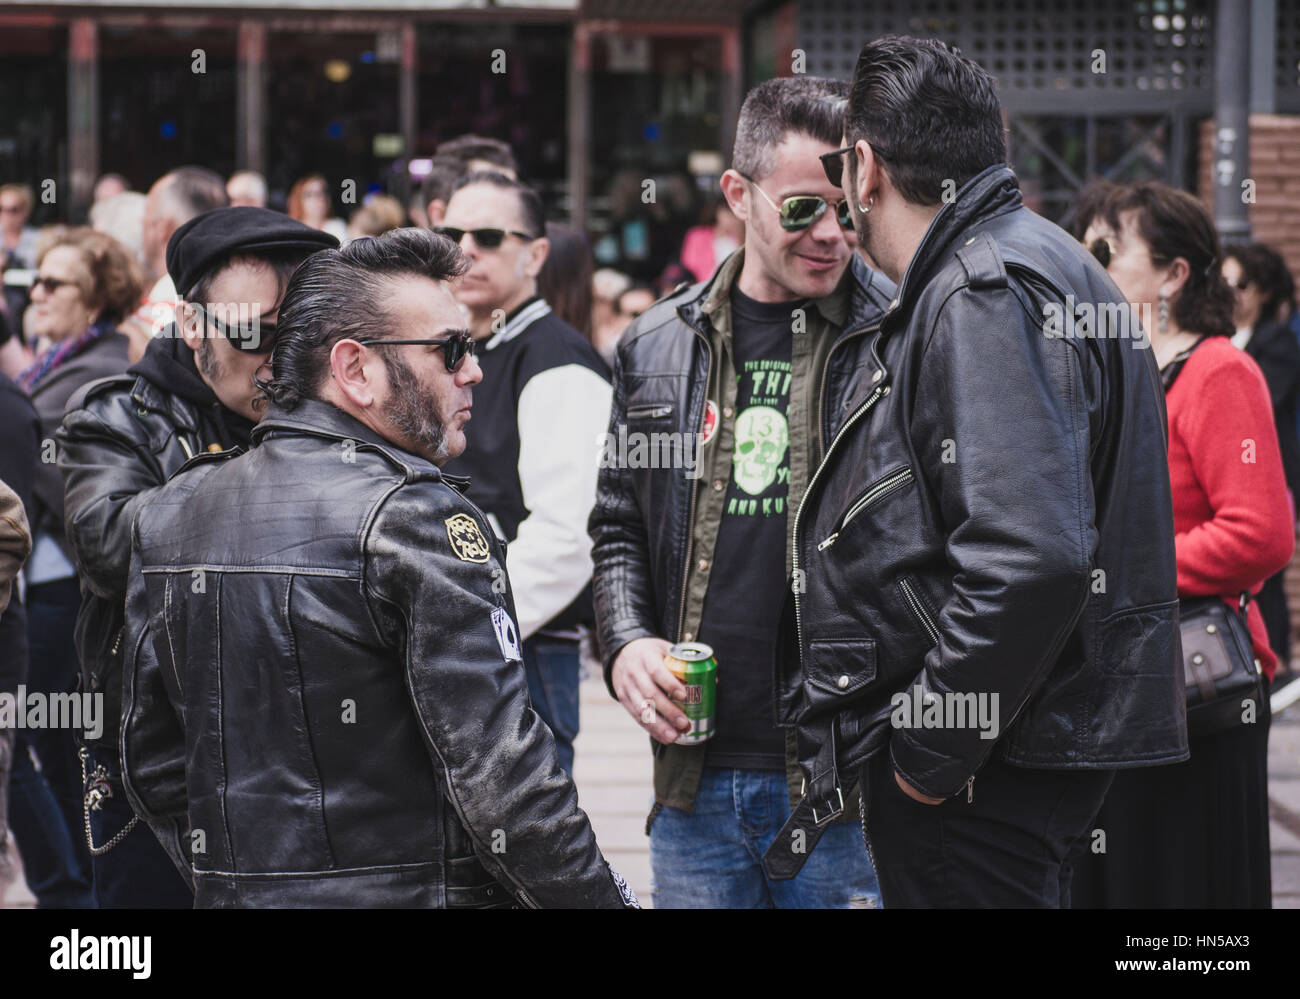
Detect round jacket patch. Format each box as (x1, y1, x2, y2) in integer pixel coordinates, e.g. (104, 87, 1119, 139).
(700, 400, 720, 446)
(445, 513, 490, 563)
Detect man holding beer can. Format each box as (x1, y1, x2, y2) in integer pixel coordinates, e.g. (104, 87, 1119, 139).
(589, 77, 893, 908)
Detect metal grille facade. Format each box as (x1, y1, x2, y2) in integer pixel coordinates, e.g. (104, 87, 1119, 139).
(796, 0, 1219, 113)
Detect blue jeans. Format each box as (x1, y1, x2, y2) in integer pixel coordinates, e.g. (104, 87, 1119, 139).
(650, 767, 882, 908)
(521, 636, 580, 775)
(8, 578, 95, 908)
(86, 748, 193, 909)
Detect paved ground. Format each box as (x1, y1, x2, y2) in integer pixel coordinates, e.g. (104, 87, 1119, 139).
(3, 673, 1297, 909)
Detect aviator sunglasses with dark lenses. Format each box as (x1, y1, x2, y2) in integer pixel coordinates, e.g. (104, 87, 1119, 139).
(190, 301, 278, 353)
(742, 175, 853, 233)
(432, 226, 535, 250)
(355, 330, 477, 373)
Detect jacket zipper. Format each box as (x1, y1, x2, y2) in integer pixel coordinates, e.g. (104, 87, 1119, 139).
(817, 468, 914, 550)
(897, 579, 979, 803)
(674, 310, 713, 641)
(792, 377, 888, 665)
(898, 576, 941, 647)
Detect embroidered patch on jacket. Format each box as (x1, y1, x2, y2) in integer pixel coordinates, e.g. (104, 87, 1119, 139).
(445, 513, 490, 563)
(611, 866, 641, 908)
(491, 606, 523, 663)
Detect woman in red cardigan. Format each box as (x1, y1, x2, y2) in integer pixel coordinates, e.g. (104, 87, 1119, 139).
(1071, 182, 1292, 908)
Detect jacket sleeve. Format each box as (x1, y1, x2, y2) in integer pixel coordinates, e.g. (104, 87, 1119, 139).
(0, 480, 30, 615)
(1249, 322, 1300, 413)
(366, 484, 636, 909)
(118, 527, 195, 887)
(891, 285, 1095, 798)
(1174, 351, 1294, 595)
(507, 364, 612, 639)
(588, 343, 662, 694)
(57, 401, 167, 602)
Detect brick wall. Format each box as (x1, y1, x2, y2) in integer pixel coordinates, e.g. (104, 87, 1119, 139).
(1199, 114, 1300, 668)
(1198, 113, 1300, 291)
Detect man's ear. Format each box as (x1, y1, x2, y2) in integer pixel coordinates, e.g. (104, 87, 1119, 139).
(427, 199, 446, 226)
(524, 236, 550, 279)
(328, 338, 379, 409)
(852, 140, 882, 210)
(176, 302, 202, 354)
(719, 170, 751, 224)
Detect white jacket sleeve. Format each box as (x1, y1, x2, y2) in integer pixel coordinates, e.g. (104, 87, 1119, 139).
(509, 364, 613, 639)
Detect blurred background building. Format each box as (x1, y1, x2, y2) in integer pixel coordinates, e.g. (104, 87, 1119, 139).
(1, 0, 1297, 280)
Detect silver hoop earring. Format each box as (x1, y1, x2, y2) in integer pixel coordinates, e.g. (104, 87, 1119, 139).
(859, 196, 873, 214)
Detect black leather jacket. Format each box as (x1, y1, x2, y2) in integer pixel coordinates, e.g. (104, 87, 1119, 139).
(121, 398, 636, 909)
(589, 255, 894, 677)
(59, 334, 254, 753)
(782, 165, 1187, 807)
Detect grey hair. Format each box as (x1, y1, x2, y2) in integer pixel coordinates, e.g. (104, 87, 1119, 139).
(731, 76, 850, 181)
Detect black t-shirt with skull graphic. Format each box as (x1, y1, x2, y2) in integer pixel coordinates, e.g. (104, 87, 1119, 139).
(698, 286, 798, 771)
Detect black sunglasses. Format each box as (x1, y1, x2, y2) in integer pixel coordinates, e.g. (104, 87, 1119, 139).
(433, 226, 536, 250)
(1087, 238, 1113, 269)
(355, 330, 476, 373)
(819, 142, 892, 188)
(190, 301, 278, 353)
(31, 275, 78, 295)
(741, 175, 853, 233)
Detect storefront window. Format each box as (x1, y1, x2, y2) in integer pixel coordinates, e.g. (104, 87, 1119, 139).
(588, 32, 727, 282)
(415, 22, 569, 196)
(265, 29, 402, 217)
(100, 22, 237, 191)
(0, 26, 67, 227)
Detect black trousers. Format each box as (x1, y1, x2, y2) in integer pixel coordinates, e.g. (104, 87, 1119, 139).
(859, 749, 1114, 908)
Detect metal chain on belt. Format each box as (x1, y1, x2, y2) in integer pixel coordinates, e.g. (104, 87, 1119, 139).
(79, 746, 138, 855)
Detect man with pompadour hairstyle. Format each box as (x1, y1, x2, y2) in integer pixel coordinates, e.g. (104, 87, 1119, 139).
(120, 227, 638, 908)
(774, 35, 1183, 908)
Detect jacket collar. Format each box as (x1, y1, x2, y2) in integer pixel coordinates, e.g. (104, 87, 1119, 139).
(482, 295, 552, 351)
(693, 247, 867, 335)
(885, 164, 1022, 324)
(251, 397, 464, 485)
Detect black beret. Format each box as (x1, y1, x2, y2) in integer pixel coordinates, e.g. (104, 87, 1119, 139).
(167, 206, 340, 298)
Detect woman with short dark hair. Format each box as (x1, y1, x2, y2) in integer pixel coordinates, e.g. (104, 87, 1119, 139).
(1072, 182, 1292, 908)
(1222, 242, 1300, 677)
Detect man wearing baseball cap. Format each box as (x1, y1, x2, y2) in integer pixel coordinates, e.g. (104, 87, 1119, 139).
(55, 206, 336, 907)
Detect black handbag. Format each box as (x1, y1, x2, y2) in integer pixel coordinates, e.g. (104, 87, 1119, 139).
(1179, 592, 1266, 737)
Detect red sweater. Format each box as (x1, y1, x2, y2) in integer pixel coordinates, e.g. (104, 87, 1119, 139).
(1166, 335, 1295, 680)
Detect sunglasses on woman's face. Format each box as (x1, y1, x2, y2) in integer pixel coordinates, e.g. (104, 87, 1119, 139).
(743, 177, 853, 233)
(32, 275, 78, 295)
(433, 226, 535, 250)
(1087, 238, 1114, 268)
(355, 329, 476, 373)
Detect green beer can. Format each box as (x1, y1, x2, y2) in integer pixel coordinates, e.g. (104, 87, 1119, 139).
(664, 642, 717, 745)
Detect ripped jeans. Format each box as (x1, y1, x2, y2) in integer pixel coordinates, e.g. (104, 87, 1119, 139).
(649, 767, 882, 909)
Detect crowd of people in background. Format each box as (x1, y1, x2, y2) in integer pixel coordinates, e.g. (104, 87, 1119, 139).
(0, 34, 1298, 909)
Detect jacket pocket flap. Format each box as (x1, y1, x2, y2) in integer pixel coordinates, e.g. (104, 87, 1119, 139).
(627, 403, 673, 420)
(806, 639, 876, 696)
